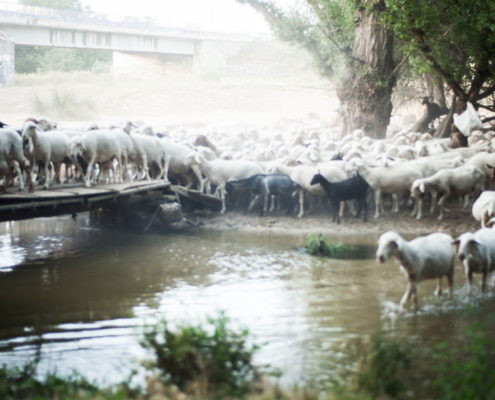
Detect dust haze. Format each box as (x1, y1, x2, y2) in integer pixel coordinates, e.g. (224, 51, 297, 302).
(1, 40, 345, 135)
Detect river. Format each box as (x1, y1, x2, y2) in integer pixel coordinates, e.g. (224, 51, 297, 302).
(0, 215, 494, 388)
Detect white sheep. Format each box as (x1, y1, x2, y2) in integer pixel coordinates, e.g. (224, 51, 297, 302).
(472, 191, 495, 228)
(454, 228, 495, 292)
(410, 164, 485, 220)
(0, 128, 31, 191)
(376, 231, 455, 310)
(354, 160, 423, 218)
(22, 122, 71, 189)
(160, 137, 205, 191)
(196, 155, 265, 214)
(69, 130, 123, 187)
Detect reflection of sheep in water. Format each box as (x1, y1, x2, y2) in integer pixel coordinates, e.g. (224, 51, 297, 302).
(376, 231, 455, 311)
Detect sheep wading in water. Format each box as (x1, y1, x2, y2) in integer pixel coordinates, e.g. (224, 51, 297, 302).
(376, 231, 455, 311)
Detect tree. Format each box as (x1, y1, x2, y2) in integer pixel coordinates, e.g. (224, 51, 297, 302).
(377, 0, 495, 126)
(238, 0, 398, 138)
(19, 0, 82, 11)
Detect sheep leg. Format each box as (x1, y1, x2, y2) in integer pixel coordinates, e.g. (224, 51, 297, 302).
(296, 189, 304, 218)
(43, 161, 50, 189)
(416, 197, 423, 220)
(392, 193, 399, 213)
(219, 186, 227, 214)
(13, 161, 24, 191)
(430, 191, 438, 214)
(447, 272, 453, 299)
(191, 165, 204, 193)
(482, 271, 488, 293)
(333, 201, 341, 224)
(399, 280, 414, 309)
(162, 154, 171, 181)
(85, 158, 95, 188)
(437, 192, 450, 220)
(53, 162, 62, 184)
(434, 278, 442, 296)
(373, 190, 381, 218)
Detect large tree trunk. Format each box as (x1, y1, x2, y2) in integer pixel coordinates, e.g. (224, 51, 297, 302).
(337, 1, 396, 139)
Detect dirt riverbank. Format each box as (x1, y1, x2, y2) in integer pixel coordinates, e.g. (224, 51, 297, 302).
(195, 205, 479, 237)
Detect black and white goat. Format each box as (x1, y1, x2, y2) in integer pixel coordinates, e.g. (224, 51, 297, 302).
(310, 172, 369, 224)
(226, 174, 303, 216)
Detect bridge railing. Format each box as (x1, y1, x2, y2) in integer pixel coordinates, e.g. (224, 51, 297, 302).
(0, 0, 262, 40)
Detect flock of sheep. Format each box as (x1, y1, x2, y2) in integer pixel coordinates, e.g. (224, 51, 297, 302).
(1, 110, 495, 310)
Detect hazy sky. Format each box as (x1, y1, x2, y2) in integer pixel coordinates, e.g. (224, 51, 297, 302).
(80, 0, 271, 34)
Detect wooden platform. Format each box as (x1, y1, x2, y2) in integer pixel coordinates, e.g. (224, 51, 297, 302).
(0, 180, 171, 222)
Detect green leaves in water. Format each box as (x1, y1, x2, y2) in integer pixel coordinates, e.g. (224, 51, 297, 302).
(305, 233, 360, 258)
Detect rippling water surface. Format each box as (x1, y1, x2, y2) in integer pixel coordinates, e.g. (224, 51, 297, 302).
(0, 215, 494, 386)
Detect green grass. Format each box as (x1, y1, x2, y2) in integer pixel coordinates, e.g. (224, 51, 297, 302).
(2, 312, 495, 399)
(305, 233, 359, 258)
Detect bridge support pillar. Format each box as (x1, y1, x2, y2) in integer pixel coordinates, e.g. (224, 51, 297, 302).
(0, 31, 15, 85)
(112, 51, 193, 76)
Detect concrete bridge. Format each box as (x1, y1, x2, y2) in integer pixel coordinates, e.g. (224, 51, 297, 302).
(0, 2, 261, 83)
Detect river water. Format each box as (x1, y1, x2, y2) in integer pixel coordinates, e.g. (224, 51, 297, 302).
(0, 215, 494, 388)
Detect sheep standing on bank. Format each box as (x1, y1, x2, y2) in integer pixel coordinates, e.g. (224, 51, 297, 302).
(410, 164, 485, 220)
(454, 228, 495, 293)
(225, 174, 302, 216)
(472, 191, 495, 227)
(310, 172, 369, 224)
(376, 231, 455, 310)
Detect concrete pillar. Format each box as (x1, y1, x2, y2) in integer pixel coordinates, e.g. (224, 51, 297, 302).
(112, 51, 193, 77)
(0, 31, 15, 85)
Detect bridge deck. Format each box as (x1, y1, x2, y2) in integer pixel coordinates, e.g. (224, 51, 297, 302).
(0, 180, 171, 222)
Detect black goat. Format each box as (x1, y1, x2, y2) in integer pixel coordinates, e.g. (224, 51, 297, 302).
(226, 174, 302, 216)
(310, 172, 369, 224)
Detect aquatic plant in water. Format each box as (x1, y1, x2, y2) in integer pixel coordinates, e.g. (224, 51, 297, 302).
(305, 233, 359, 258)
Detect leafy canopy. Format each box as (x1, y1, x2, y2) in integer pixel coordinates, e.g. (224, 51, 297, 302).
(377, 0, 495, 102)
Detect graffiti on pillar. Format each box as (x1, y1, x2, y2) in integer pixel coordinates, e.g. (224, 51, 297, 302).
(0, 55, 14, 85)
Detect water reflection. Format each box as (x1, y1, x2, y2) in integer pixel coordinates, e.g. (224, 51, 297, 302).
(0, 217, 494, 387)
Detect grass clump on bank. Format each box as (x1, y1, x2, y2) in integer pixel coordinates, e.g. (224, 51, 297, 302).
(305, 233, 359, 258)
(140, 311, 265, 397)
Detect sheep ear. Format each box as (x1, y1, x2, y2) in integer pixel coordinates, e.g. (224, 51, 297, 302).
(419, 182, 425, 193)
(467, 239, 481, 250)
(487, 164, 495, 170)
(451, 239, 460, 250)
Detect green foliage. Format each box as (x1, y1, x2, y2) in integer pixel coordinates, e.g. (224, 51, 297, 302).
(354, 333, 410, 399)
(140, 311, 263, 395)
(32, 88, 96, 119)
(376, 0, 495, 101)
(16, 46, 112, 74)
(0, 362, 122, 400)
(19, 0, 83, 11)
(305, 233, 359, 258)
(434, 322, 495, 400)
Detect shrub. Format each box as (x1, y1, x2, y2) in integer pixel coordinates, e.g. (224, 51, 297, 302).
(32, 88, 96, 119)
(0, 362, 112, 400)
(140, 311, 263, 396)
(354, 333, 410, 399)
(434, 322, 495, 400)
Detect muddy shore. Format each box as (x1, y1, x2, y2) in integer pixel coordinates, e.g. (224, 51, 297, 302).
(196, 205, 479, 237)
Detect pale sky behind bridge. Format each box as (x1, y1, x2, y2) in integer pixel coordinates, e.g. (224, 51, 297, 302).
(81, 0, 273, 34)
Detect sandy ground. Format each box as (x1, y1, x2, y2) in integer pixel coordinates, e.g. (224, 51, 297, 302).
(194, 202, 479, 237)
